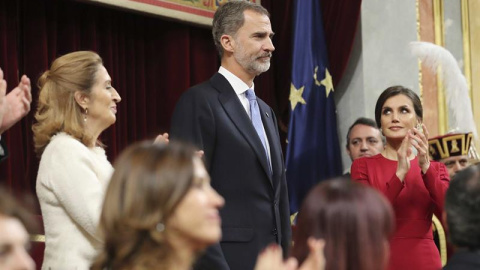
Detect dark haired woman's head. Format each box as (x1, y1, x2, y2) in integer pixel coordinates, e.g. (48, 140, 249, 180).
(374, 86, 423, 141)
(92, 142, 224, 270)
(290, 178, 394, 270)
(374, 86, 423, 128)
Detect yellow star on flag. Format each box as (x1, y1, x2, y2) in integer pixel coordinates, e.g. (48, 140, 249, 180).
(320, 68, 334, 97)
(289, 83, 306, 110)
(314, 66, 321, 86)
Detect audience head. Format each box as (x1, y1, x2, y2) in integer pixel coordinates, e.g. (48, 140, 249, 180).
(212, 1, 270, 58)
(374, 86, 423, 142)
(429, 133, 473, 178)
(92, 142, 224, 269)
(33, 51, 121, 155)
(0, 187, 35, 270)
(291, 178, 394, 270)
(445, 163, 480, 250)
(346, 117, 385, 161)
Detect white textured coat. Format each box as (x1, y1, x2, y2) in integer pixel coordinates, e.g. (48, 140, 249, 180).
(37, 133, 113, 269)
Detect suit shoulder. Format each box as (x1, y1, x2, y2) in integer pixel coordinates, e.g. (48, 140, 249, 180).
(257, 97, 273, 109)
(178, 80, 218, 101)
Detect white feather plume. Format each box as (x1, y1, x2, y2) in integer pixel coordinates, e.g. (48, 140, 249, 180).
(409, 41, 478, 140)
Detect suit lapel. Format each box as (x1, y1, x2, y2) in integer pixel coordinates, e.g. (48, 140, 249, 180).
(210, 73, 273, 186)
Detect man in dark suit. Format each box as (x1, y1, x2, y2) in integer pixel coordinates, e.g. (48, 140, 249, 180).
(443, 163, 480, 270)
(170, 1, 291, 270)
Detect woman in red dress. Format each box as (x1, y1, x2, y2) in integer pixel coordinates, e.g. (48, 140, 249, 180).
(351, 86, 450, 270)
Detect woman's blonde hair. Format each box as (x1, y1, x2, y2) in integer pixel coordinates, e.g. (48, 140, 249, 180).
(91, 142, 197, 270)
(32, 51, 103, 155)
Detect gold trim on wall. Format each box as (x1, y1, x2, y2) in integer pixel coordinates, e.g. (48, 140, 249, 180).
(461, 0, 472, 100)
(433, 0, 447, 135)
(467, 0, 480, 149)
(416, 0, 423, 98)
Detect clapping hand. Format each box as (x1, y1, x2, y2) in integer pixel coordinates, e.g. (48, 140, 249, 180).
(153, 133, 204, 158)
(409, 123, 430, 173)
(0, 69, 32, 134)
(0, 69, 7, 134)
(254, 245, 298, 270)
(254, 238, 325, 270)
(299, 238, 326, 270)
(154, 133, 169, 144)
(396, 132, 412, 182)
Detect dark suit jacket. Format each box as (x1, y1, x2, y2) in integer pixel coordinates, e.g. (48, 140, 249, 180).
(443, 250, 480, 270)
(170, 73, 291, 270)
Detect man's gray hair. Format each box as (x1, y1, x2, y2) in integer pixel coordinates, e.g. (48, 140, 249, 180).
(212, 0, 269, 57)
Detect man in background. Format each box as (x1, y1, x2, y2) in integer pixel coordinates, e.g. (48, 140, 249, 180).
(428, 132, 474, 178)
(443, 163, 480, 269)
(344, 117, 384, 176)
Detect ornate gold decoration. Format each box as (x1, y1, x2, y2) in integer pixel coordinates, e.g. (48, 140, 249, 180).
(432, 215, 447, 266)
(428, 133, 473, 160)
(433, 0, 447, 135)
(451, 140, 460, 153)
(461, 0, 472, 98)
(30, 234, 46, 242)
(416, 0, 423, 98)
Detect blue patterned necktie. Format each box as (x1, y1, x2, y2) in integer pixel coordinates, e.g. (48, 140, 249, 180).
(245, 89, 272, 174)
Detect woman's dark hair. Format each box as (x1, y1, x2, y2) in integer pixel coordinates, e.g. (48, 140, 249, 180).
(290, 178, 394, 270)
(374, 86, 423, 128)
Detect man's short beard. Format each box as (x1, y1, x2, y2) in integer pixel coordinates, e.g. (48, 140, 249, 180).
(234, 41, 272, 75)
(248, 60, 270, 75)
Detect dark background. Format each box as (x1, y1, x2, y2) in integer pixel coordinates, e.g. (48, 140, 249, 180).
(0, 0, 360, 213)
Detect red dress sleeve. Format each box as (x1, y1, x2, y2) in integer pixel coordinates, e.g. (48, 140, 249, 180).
(422, 162, 450, 211)
(351, 157, 405, 203)
(350, 158, 369, 184)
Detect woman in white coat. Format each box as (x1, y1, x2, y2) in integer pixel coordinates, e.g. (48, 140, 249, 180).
(33, 51, 121, 269)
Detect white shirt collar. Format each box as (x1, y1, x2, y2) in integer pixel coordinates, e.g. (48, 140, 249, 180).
(218, 66, 255, 94)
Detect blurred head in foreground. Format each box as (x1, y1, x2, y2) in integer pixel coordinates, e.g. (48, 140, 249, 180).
(291, 178, 394, 270)
(0, 187, 35, 270)
(92, 142, 224, 270)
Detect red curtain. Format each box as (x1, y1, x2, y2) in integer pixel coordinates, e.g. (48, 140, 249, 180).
(321, 0, 363, 87)
(0, 0, 360, 212)
(0, 0, 293, 208)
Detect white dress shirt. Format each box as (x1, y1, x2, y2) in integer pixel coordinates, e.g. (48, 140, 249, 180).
(218, 66, 272, 167)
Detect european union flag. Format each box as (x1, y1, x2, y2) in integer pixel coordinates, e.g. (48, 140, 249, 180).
(286, 0, 343, 214)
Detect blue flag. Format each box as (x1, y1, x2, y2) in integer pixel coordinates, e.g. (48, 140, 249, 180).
(286, 0, 343, 214)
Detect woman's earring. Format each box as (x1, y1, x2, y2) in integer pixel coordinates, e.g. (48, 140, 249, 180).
(156, 222, 165, 232)
(84, 108, 88, 122)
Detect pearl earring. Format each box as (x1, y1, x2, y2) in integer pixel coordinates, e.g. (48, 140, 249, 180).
(156, 222, 165, 232)
(84, 108, 88, 122)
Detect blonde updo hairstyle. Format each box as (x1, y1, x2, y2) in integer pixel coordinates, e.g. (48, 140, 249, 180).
(32, 51, 103, 156)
